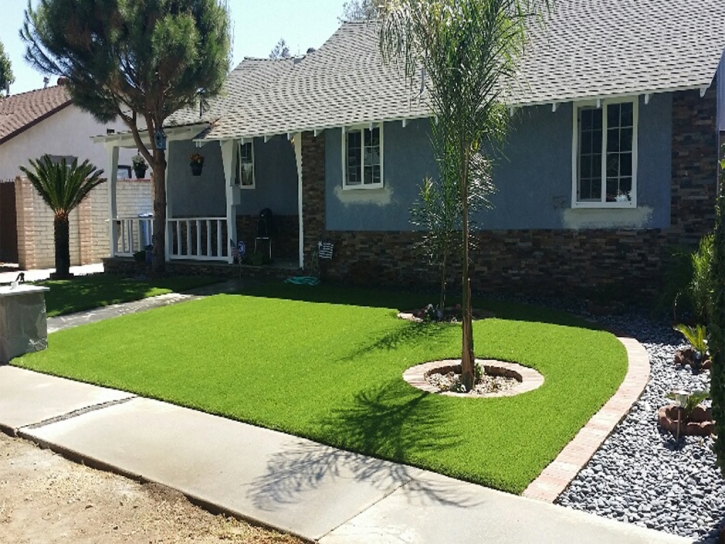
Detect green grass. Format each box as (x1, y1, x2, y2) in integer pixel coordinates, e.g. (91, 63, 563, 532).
(38, 274, 220, 317)
(15, 283, 627, 494)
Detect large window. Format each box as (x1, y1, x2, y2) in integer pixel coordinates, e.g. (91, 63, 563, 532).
(238, 141, 255, 188)
(573, 100, 637, 207)
(343, 125, 383, 189)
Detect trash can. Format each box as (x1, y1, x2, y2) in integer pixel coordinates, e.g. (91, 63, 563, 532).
(138, 213, 153, 248)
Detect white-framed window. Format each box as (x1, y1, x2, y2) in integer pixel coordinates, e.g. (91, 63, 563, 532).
(572, 99, 638, 208)
(342, 124, 384, 189)
(238, 141, 255, 188)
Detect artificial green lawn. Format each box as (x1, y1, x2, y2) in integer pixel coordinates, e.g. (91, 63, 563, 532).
(37, 274, 219, 317)
(15, 284, 628, 494)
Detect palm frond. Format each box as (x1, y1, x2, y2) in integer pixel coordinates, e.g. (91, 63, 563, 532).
(19, 155, 106, 218)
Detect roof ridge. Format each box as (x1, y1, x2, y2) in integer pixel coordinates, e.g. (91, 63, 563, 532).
(242, 56, 299, 62)
(1, 85, 68, 102)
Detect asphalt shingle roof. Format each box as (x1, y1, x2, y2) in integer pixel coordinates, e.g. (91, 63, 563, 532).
(177, 0, 725, 141)
(510, 0, 725, 106)
(0, 85, 71, 144)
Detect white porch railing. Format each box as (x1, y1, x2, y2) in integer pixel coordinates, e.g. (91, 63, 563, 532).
(113, 216, 154, 257)
(167, 217, 229, 261)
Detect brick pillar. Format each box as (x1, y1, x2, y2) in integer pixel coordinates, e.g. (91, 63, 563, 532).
(301, 131, 326, 269)
(14, 177, 37, 269)
(671, 86, 718, 245)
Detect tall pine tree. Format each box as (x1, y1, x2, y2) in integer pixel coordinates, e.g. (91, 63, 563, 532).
(21, 0, 231, 273)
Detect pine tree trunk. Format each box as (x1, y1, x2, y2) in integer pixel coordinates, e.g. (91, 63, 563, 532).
(151, 149, 167, 275)
(53, 215, 71, 278)
(460, 153, 475, 390)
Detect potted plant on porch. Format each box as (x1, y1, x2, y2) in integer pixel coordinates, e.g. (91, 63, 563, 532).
(190, 153, 205, 176)
(132, 154, 147, 179)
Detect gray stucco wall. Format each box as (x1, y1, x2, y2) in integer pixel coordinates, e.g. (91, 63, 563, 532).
(236, 136, 298, 216)
(325, 93, 672, 231)
(167, 135, 299, 218)
(168, 139, 226, 218)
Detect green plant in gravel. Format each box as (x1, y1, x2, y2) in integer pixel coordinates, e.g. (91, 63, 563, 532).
(667, 389, 709, 420)
(673, 323, 709, 358)
(690, 234, 714, 323)
(14, 284, 627, 493)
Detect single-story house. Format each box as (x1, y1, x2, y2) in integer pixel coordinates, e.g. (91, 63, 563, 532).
(0, 82, 149, 268)
(98, 0, 725, 298)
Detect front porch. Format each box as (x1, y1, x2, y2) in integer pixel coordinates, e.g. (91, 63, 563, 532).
(98, 125, 304, 270)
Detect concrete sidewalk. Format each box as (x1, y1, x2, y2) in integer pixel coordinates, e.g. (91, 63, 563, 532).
(0, 365, 690, 544)
(0, 263, 104, 284)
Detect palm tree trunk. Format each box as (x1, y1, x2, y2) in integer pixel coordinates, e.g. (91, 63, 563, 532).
(53, 215, 71, 278)
(151, 149, 167, 275)
(439, 251, 447, 313)
(460, 150, 475, 390)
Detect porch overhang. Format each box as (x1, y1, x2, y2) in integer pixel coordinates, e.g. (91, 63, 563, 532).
(92, 123, 210, 149)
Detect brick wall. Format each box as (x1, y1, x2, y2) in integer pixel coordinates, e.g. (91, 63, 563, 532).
(15, 178, 152, 269)
(299, 87, 719, 300)
(236, 214, 299, 260)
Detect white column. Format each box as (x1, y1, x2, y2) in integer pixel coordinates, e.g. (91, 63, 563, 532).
(294, 133, 304, 269)
(106, 145, 119, 258)
(165, 142, 172, 262)
(220, 139, 236, 264)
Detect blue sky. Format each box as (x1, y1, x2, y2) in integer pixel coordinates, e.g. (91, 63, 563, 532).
(0, 0, 346, 94)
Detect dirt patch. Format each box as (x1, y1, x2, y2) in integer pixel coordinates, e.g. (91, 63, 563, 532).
(0, 432, 301, 544)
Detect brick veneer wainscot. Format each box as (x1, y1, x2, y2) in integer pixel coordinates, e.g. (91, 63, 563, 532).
(299, 87, 718, 300)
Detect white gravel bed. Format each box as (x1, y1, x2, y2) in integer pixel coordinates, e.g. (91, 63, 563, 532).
(555, 313, 725, 542)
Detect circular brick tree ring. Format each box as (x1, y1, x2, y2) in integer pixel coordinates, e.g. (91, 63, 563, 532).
(403, 358, 544, 399)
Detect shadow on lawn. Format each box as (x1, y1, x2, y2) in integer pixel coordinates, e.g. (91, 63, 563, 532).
(38, 275, 214, 317)
(248, 381, 478, 512)
(341, 320, 450, 361)
(238, 281, 602, 330)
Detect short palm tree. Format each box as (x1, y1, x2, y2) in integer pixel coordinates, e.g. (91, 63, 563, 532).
(20, 156, 105, 278)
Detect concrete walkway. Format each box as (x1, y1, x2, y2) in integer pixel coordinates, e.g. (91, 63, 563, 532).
(0, 263, 104, 284)
(0, 364, 690, 543)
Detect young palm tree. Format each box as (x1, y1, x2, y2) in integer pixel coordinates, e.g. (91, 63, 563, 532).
(20, 156, 105, 279)
(379, 0, 549, 389)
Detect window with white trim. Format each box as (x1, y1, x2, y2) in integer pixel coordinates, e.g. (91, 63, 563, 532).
(343, 125, 383, 189)
(238, 141, 255, 188)
(573, 99, 637, 207)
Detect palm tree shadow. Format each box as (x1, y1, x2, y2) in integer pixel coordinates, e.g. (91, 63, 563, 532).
(248, 380, 479, 512)
(341, 320, 450, 361)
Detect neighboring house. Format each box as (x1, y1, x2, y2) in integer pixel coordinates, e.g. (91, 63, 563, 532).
(0, 83, 150, 268)
(98, 0, 725, 299)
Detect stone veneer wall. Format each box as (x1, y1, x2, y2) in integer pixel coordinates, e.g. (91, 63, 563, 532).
(236, 214, 299, 260)
(299, 87, 718, 300)
(15, 178, 152, 269)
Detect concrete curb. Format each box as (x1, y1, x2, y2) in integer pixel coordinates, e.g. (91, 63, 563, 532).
(522, 335, 650, 502)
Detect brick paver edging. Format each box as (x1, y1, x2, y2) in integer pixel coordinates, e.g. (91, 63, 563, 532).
(522, 336, 650, 502)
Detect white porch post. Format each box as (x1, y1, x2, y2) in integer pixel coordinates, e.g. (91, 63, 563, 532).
(294, 132, 304, 269)
(165, 142, 172, 262)
(106, 144, 119, 258)
(221, 139, 236, 264)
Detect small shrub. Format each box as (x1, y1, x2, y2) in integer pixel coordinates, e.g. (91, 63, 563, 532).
(667, 389, 709, 420)
(673, 323, 709, 357)
(656, 245, 694, 318)
(690, 234, 714, 322)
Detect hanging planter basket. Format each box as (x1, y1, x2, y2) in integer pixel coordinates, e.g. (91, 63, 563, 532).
(190, 153, 205, 176)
